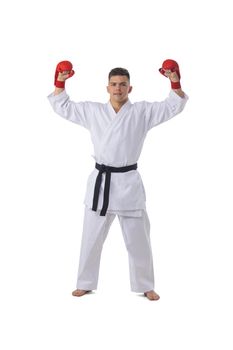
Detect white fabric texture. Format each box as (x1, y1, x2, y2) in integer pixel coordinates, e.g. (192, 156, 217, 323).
(76, 207, 154, 293)
(48, 90, 188, 212)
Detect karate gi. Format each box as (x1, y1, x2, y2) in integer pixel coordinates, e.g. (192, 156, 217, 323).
(48, 89, 188, 292)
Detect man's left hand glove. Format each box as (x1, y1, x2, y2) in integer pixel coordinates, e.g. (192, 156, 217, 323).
(159, 59, 181, 89)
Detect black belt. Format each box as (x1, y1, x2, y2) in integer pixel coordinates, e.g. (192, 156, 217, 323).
(92, 163, 137, 216)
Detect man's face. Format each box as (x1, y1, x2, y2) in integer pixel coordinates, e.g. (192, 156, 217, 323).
(107, 75, 132, 104)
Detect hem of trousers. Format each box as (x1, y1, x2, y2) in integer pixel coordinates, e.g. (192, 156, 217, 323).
(130, 285, 155, 293)
(76, 283, 98, 291)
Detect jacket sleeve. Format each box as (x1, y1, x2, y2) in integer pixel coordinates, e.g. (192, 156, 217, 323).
(145, 90, 189, 131)
(47, 90, 93, 130)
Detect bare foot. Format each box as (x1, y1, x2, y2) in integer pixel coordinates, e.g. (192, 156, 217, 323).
(144, 290, 160, 301)
(72, 289, 90, 297)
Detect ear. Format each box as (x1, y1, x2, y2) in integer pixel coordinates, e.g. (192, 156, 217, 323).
(106, 85, 110, 94)
(128, 86, 133, 94)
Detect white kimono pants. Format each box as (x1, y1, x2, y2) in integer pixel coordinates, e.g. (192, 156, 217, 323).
(76, 207, 155, 293)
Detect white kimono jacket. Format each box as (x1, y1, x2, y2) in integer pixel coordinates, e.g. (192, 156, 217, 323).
(48, 90, 188, 213)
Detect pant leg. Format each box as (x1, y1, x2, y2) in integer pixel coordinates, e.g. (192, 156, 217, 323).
(118, 210, 155, 293)
(76, 207, 115, 290)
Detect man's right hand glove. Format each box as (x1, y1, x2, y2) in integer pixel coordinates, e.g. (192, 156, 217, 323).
(54, 61, 75, 88)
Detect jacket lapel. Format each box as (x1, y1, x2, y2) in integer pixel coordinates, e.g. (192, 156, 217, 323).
(98, 100, 132, 160)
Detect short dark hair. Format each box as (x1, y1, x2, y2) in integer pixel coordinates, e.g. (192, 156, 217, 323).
(108, 67, 130, 81)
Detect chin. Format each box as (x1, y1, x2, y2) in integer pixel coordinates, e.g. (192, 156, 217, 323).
(115, 96, 126, 102)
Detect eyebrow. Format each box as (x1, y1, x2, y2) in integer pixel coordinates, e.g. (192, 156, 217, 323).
(109, 81, 128, 85)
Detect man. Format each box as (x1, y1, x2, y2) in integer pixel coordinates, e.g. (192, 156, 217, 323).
(48, 60, 188, 301)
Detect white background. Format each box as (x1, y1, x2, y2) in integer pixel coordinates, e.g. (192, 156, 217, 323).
(1, 0, 233, 349)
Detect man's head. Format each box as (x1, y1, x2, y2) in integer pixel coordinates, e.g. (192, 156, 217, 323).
(107, 67, 132, 107)
(108, 67, 130, 82)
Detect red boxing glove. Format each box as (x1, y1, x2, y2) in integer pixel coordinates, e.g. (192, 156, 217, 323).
(159, 59, 181, 89)
(54, 61, 75, 88)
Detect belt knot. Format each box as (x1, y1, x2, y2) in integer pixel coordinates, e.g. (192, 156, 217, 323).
(92, 162, 137, 216)
(99, 164, 107, 173)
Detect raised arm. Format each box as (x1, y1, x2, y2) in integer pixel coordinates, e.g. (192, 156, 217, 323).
(48, 61, 92, 129)
(142, 60, 188, 130)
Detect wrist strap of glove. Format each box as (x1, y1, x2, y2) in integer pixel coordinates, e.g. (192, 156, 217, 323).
(171, 81, 181, 89)
(55, 80, 65, 88)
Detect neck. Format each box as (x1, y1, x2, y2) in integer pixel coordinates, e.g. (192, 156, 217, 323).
(110, 98, 128, 113)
